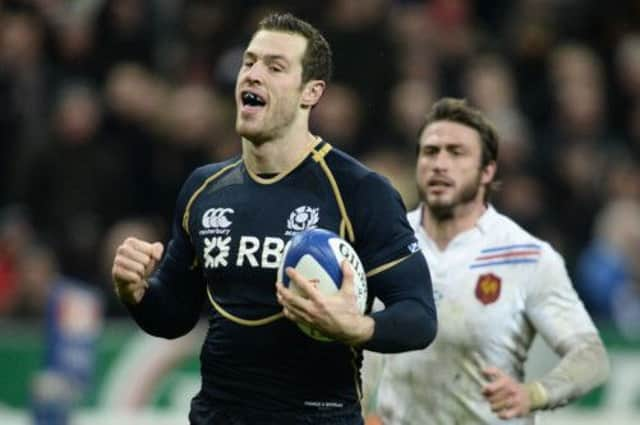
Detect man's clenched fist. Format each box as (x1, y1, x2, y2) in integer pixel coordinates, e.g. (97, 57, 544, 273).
(112, 237, 164, 304)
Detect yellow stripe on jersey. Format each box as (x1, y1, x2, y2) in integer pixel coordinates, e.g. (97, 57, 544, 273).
(350, 346, 363, 402)
(366, 254, 411, 278)
(206, 286, 284, 326)
(312, 144, 356, 244)
(245, 140, 318, 184)
(311, 141, 332, 160)
(182, 159, 243, 235)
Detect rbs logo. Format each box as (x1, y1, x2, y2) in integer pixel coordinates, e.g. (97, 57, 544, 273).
(203, 235, 286, 270)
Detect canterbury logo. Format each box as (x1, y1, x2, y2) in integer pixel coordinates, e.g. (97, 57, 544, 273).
(202, 208, 234, 229)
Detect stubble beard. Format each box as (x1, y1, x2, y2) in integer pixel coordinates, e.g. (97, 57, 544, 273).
(236, 115, 271, 145)
(236, 100, 299, 145)
(420, 173, 483, 222)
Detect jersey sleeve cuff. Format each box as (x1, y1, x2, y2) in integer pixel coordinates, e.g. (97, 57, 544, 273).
(525, 381, 549, 410)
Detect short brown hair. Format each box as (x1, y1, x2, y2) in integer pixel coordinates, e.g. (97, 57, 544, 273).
(257, 13, 333, 84)
(418, 97, 500, 200)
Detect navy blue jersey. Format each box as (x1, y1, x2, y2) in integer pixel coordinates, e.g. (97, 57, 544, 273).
(129, 141, 433, 415)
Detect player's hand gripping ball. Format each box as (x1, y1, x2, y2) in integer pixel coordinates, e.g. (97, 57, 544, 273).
(277, 228, 368, 341)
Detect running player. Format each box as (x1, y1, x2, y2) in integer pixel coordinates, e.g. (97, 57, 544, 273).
(111, 13, 437, 425)
(367, 98, 608, 424)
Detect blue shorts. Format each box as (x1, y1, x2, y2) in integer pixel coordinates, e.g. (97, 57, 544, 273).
(189, 392, 364, 425)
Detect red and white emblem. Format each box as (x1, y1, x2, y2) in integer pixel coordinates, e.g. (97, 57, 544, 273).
(475, 273, 501, 305)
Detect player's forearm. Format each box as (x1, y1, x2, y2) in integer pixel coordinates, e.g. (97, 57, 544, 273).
(364, 298, 437, 352)
(127, 254, 204, 339)
(363, 252, 437, 352)
(526, 333, 609, 410)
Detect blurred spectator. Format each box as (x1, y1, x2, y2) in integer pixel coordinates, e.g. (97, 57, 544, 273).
(310, 82, 364, 154)
(385, 78, 437, 155)
(152, 83, 235, 221)
(361, 149, 418, 209)
(463, 53, 534, 175)
(0, 70, 20, 204)
(161, 83, 229, 152)
(175, 0, 242, 84)
(20, 83, 127, 281)
(501, 0, 556, 123)
(25, 245, 104, 422)
(389, 1, 439, 82)
(491, 173, 567, 255)
(103, 63, 168, 129)
(0, 206, 35, 315)
(102, 63, 168, 217)
(13, 243, 59, 318)
(626, 100, 640, 162)
(50, 14, 97, 84)
(613, 33, 640, 131)
(324, 0, 398, 144)
(612, 277, 640, 342)
(93, 0, 154, 81)
(540, 43, 623, 265)
(465, 54, 517, 114)
(0, 9, 51, 197)
(576, 198, 640, 326)
(545, 43, 618, 152)
(603, 153, 640, 201)
(546, 44, 609, 145)
(425, 0, 475, 60)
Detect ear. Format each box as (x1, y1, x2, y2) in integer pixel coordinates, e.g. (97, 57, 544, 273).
(301, 80, 326, 108)
(481, 160, 497, 185)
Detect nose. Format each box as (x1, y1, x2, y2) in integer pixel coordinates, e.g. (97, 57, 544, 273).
(242, 62, 265, 85)
(431, 151, 450, 171)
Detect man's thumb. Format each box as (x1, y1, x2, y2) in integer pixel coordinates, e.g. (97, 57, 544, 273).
(151, 242, 164, 261)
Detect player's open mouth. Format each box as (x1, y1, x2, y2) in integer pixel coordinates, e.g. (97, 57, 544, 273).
(428, 178, 452, 187)
(241, 91, 266, 107)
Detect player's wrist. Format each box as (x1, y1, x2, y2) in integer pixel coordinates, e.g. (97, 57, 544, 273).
(345, 315, 375, 346)
(524, 381, 548, 411)
(115, 280, 148, 305)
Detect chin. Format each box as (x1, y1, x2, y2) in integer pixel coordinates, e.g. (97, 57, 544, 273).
(426, 193, 452, 207)
(237, 125, 268, 144)
(426, 200, 455, 220)
(236, 120, 258, 136)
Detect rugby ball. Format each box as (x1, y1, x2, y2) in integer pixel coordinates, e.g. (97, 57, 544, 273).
(277, 228, 367, 341)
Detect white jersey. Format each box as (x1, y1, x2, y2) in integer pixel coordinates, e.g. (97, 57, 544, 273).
(373, 205, 598, 425)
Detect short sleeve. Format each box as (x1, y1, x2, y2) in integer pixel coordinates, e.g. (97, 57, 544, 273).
(525, 244, 599, 350)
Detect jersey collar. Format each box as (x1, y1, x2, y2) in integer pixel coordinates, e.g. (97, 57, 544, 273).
(409, 203, 499, 244)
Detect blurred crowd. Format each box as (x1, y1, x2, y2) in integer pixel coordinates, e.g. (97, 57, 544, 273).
(0, 0, 639, 339)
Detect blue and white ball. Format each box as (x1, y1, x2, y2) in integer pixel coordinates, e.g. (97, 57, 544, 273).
(277, 228, 368, 341)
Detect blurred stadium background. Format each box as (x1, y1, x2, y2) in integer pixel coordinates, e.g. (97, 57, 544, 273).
(0, 0, 639, 423)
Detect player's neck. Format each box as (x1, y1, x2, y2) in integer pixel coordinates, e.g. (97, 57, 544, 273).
(242, 124, 317, 175)
(422, 200, 487, 251)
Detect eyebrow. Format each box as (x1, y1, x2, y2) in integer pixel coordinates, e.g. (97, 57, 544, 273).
(243, 51, 290, 64)
(422, 141, 464, 147)
(421, 142, 466, 151)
